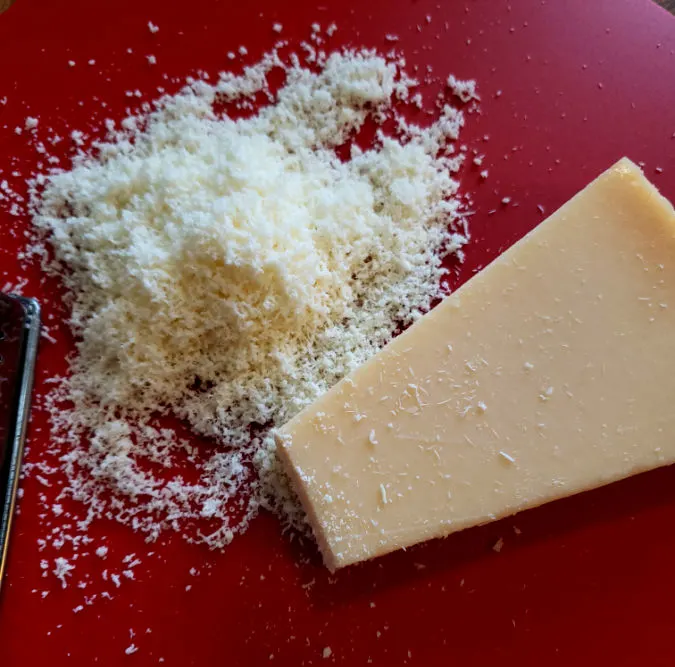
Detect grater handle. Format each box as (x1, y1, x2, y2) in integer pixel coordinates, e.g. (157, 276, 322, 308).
(0, 294, 40, 593)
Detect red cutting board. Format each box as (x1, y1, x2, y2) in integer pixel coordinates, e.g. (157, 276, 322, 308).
(1, 0, 675, 665)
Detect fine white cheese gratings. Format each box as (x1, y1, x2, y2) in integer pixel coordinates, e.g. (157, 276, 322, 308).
(27, 46, 476, 551)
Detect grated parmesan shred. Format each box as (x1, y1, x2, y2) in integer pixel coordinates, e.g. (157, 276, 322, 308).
(22, 43, 476, 557)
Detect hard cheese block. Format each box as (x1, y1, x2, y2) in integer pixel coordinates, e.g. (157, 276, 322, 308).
(276, 158, 675, 571)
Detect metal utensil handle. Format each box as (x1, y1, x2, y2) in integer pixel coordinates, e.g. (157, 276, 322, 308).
(0, 295, 40, 592)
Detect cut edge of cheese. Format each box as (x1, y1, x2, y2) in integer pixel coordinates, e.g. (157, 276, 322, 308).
(276, 157, 675, 571)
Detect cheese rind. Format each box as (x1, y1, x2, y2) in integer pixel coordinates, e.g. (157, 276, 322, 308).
(276, 158, 675, 570)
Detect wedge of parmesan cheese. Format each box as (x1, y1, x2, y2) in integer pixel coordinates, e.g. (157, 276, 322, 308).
(277, 158, 675, 570)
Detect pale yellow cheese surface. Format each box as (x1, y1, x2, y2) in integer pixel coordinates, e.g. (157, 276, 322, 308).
(276, 158, 675, 570)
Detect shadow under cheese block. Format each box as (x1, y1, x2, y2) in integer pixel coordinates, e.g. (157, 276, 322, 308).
(275, 158, 675, 571)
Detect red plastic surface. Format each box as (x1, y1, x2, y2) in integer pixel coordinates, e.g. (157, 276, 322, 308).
(1, 0, 675, 665)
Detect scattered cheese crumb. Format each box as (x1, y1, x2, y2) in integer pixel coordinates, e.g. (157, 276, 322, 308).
(539, 386, 554, 401)
(493, 537, 504, 553)
(272, 23, 283, 33)
(53, 558, 75, 588)
(148, 21, 159, 33)
(447, 74, 480, 103)
(323, 647, 333, 659)
(499, 450, 516, 464)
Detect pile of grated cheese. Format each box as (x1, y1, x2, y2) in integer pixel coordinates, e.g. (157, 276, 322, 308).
(30, 46, 475, 550)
